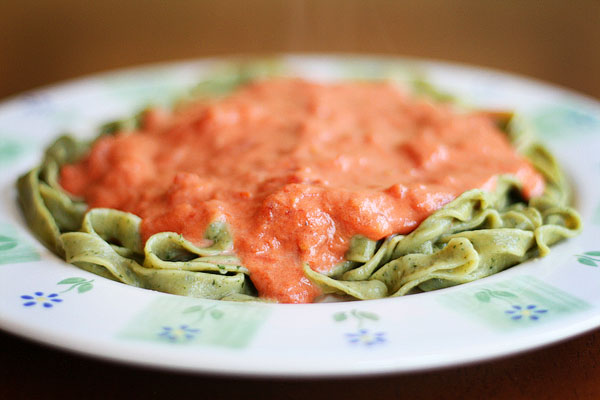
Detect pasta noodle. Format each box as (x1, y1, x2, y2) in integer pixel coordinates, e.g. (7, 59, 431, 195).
(17, 80, 582, 303)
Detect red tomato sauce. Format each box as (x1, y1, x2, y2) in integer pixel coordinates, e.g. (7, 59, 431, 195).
(60, 79, 545, 303)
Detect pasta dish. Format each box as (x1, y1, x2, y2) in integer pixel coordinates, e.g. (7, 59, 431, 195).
(17, 78, 581, 303)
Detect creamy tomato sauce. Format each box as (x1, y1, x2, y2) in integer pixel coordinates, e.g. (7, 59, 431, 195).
(60, 79, 545, 303)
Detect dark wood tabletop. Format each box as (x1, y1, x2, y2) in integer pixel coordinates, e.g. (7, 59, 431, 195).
(1, 1, 600, 398)
(3, 326, 600, 400)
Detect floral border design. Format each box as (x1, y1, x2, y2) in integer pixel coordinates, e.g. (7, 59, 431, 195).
(19, 277, 94, 309)
(333, 310, 387, 347)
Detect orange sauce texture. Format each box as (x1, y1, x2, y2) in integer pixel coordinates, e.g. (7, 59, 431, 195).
(60, 79, 545, 303)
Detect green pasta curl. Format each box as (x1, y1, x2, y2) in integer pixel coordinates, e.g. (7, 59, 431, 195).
(16, 96, 582, 302)
(302, 120, 582, 299)
(60, 210, 254, 299)
(17, 137, 257, 300)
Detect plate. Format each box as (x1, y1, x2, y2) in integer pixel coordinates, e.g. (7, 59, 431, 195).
(1, 55, 600, 377)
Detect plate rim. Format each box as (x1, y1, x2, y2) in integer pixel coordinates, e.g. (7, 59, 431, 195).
(0, 53, 599, 377)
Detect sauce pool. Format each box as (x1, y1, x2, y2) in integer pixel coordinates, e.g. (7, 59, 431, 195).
(60, 79, 545, 303)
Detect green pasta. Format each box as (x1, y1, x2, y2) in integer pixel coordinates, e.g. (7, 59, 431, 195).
(16, 97, 582, 302)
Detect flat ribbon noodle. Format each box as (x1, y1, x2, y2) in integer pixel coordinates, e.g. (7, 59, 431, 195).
(16, 110, 582, 302)
(61, 209, 253, 299)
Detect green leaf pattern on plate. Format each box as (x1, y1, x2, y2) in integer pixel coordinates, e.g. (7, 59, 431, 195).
(0, 223, 40, 265)
(0, 137, 29, 166)
(118, 297, 269, 348)
(100, 68, 201, 108)
(440, 275, 590, 331)
(576, 251, 600, 267)
(182, 304, 225, 322)
(333, 309, 386, 346)
(57, 277, 95, 293)
(531, 103, 600, 140)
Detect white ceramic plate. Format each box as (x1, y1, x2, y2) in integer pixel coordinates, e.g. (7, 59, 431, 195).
(1, 56, 599, 377)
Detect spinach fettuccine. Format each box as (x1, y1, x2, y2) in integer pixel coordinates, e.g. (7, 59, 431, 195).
(17, 82, 582, 303)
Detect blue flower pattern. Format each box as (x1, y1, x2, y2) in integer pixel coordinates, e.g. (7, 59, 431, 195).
(345, 329, 386, 346)
(21, 292, 62, 308)
(505, 304, 548, 321)
(158, 325, 200, 342)
(20, 278, 94, 309)
(334, 310, 387, 347)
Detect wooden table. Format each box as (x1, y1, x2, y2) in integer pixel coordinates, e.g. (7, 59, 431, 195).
(1, 0, 599, 100)
(2, 326, 600, 399)
(1, 1, 600, 398)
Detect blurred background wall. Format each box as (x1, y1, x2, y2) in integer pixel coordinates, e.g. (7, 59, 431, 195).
(1, 0, 599, 99)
